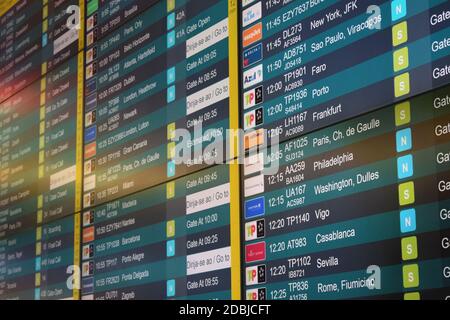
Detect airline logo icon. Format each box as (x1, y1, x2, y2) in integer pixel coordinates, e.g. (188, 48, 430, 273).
(243, 64, 264, 89)
(83, 191, 95, 208)
(245, 241, 266, 263)
(243, 64, 263, 89)
(84, 142, 96, 160)
(82, 277, 94, 295)
(246, 264, 266, 286)
(244, 153, 264, 176)
(244, 174, 264, 197)
(245, 197, 265, 219)
(82, 261, 94, 277)
(244, 107, 263, 130)
(244, 129, 265, 150)
(84, 125, 97, 143)
(83, 211, 94, 227)
(84, 159, 96, 176)
(243, 43, 263, 68)
(245, 219, 265, 241)
(85, 110, 97, 127)
(85, 93, 97, 112)
(87, 29, 97, 47)
(243, 0, 257, 8)
(244, 86, 263, 110)
(82, 244, 94, 260)
(85, 78, 97, 96)
(246, 288, 266, 300)
(242, 2, 262, 28)
(243, 22, 262, 47)
(84, 174, 96, 192)
(86, 46, 97, 64)
(86, 62, 97, 80)
(87, 13, 97, 32)
(83, 226, 95, 243)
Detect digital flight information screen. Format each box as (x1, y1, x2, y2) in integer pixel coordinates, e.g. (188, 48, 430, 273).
(239, 0, 450, 300)
(0, 0, 450, 303)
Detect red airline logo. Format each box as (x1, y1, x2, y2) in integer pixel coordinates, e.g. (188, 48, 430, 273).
(243, 23, 262, 47)
(245, 241, 266, 263)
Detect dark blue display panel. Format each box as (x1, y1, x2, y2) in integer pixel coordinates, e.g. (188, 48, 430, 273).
(239, 0, 450, 300)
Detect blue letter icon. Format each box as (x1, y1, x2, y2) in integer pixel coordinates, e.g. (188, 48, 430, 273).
(167, 240, 175, 257)
(400, 209, 416, 233)
(396, 128, 412, 153)
(397, 154, 413, 179)
(391, 0, 407, 22)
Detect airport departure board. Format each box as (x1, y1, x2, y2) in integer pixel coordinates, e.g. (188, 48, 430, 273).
(239, 0, 450, 143)
(240, 0, 450, 300)
(1, 0, 450, 301)
(81, 165, 235, 300)
(82, 0, 238, 208)
(79, 0, 240, 300)
(0, 214, 80, 300)
(0, 0, 84, 300)
(0, 53, 83, 240)
(0, 0, 85, 102)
